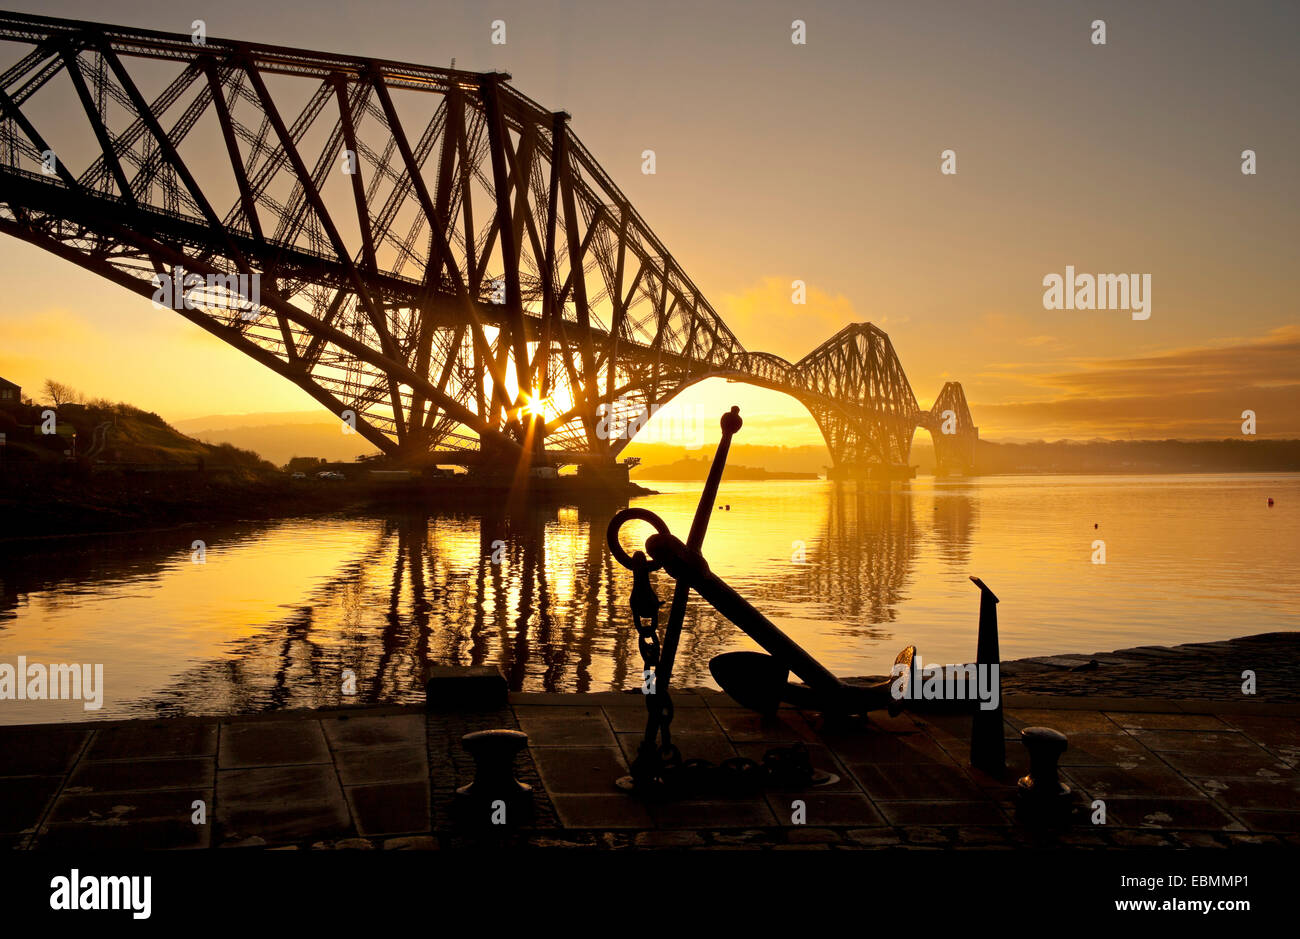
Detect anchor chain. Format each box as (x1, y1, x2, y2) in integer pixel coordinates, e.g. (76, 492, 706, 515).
(608, 407, 823, 799)
(623, 549, 820, 798)
(628, 550, 679, 792)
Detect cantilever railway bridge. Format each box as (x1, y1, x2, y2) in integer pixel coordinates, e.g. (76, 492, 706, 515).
(0, 12, 977, 476)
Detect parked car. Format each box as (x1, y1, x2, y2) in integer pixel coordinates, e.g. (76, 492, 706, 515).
(316, 470, 345, 481)
(290, 471, 306, 480)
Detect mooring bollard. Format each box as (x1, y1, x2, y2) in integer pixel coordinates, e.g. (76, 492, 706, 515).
(1017, 726, 1072, 821)
(968, 576, 1005, 775)
(456, 729, 532, 816)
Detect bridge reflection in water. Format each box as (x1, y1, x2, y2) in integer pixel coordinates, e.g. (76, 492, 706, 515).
(0, 483, 976, 719)
(167, 483, 972, 715)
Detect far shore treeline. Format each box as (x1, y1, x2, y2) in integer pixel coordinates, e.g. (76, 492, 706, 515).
(3, 381, 1299, 478)
(630, 439, 1300, 478)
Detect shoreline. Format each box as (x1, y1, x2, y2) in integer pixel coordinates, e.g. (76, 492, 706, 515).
(2, 632, 1294, 729)
(842, 631, 1300, 704)
(0, 473, 655, 544)
(995, 631, 1300, 702)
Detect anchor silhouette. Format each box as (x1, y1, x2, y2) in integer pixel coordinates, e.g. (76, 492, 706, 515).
(607, 407, 1003, 731)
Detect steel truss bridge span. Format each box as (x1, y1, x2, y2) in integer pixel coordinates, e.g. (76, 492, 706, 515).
(0, 11, 978, 475)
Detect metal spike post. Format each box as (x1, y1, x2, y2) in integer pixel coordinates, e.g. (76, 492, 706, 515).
(969, 575, 1005, 774)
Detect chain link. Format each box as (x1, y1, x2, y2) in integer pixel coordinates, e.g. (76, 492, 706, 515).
(625, 551, 820, 798)
(628, 551, 675, 793)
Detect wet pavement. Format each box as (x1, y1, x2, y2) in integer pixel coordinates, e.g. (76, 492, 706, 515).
(2, 685, 1298, 850)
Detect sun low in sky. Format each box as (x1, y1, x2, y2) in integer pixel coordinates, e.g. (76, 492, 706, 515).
(0, 0, 1296, 445)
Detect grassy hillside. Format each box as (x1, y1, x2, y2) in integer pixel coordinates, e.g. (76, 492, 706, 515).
(0, 395, 363, 539)
(0, 398, 272, 470)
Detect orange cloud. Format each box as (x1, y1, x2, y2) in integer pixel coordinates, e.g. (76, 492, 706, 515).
(716, 276, 887, 362)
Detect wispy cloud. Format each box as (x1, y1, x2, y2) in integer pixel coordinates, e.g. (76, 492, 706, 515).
(974, 325, 1300, 438)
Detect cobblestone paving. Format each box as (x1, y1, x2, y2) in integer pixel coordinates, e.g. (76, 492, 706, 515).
(995, 632, 1300, 702)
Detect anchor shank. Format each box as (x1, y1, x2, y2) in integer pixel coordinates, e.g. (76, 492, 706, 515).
(655, 407, 743, 690)
(648, 532, 844, 702)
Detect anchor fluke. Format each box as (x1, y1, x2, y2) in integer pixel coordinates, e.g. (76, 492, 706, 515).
(709, 652, 789, 716)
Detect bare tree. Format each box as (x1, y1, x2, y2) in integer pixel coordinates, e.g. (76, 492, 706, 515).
(42, 379, 82, 408)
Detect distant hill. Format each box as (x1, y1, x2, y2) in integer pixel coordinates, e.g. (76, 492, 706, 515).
(627, 441, 941, 476)
(0, 399, 271, 470)
(974, 438, 1300, 474)
(629, 437, 1300, 476)
(636, 455, 819, 481)
(628, 442, 836, 475)
(172, 410, 342, 433)
(172, 412, 381, 466)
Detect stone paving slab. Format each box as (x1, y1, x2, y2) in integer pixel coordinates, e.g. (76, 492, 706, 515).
(219, 719, 331, 768)
(216, 763, 352, 844)
(66, 756, 213, 793)
(345, 780, 429, 837)
(334, 745, 426, 786)
(550, 793, 655, 829)
(88, 721, 216, 760)
(616, 731, 737, 765)
(0, 727, 88, 775)
(649, 799, 778, 829)
(322, 714, 426, 750)
(46, 786, 213, 850)
(1063, 762, 1211, 799)
(531, 746, 631, 795)
(0, 692, 1297, 850)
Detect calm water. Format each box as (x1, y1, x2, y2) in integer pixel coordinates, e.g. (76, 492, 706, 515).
(1, 474, 1296, 723)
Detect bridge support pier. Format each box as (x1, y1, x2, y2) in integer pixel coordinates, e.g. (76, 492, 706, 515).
(575, 461, 631, 489)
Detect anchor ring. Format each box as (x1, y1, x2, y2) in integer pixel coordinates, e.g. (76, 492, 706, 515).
(606, 508, 671, 571)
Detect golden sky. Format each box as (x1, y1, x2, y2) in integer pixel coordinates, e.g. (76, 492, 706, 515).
(1, 0, 1296, 443)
